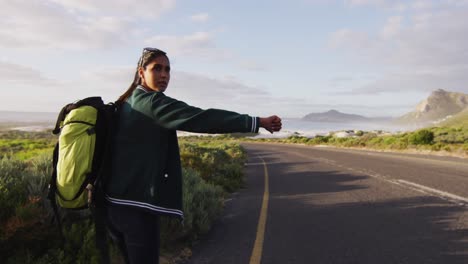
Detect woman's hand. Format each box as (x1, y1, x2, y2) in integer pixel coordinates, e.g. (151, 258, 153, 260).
(259, 115, 282, 133)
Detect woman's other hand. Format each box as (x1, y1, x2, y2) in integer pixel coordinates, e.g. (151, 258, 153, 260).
(259, 116, 282, 134)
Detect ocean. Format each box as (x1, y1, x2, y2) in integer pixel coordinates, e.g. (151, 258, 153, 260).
(253, 118, 408, 138)
(3, 118, 411, 138)
(178, 118, 411, 138)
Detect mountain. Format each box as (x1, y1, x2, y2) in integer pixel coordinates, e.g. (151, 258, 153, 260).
(437, 107, 468, 127)
(302, 110, 369, 123)
(397, 89, 468, 125)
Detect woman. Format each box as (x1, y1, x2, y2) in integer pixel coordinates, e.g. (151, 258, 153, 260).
(104, 47, 282, 263)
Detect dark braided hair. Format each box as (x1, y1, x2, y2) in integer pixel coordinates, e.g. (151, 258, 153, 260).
(117, 49, 168, 106)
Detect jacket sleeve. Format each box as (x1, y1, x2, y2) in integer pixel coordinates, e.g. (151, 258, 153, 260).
(148, 93, 260, 134)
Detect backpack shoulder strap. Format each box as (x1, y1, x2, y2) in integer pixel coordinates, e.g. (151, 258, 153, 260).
(52, 103, 73, 135)
(47, 143, 64, 240)
(75, 97, 104, 108)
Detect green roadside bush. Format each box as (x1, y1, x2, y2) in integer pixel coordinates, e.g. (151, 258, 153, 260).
(2, 134, 247, 263)
(161, 168, 224, 245)
(341, 138, 359, 147)
(285, 135, 311, 144)
(0, 130, 55, 160)
(394, 137, 409, 149)
(0, 154, 60, 263)
(309, 135, 331, 144)
(383, 136, 397, 146)
(368, 136, 384, 146)
(432, 127, 468, 144)
(409, 129, 434, 145)
(0, 156, 29, 223)
(179, 142, 246, 192)
(5, 165, 226, 264)
(431, 142, 444, 151)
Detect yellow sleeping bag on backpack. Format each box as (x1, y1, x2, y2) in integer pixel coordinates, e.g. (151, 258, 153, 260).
(56, 106, 97, 208)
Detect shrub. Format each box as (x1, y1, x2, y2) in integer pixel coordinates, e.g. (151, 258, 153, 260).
(431, 143, 444, 151)
(181, 168, 224, 235)
(361, 133, 378, 141)
(342, 138, 359, 147)
(368, 136, 383, 146)
(394, 139, 408, 149)
(2, 134, 244, 263)
(329, 137, 349, 145)
(160, 168, 224, 244)
(179, 143, 246, 192)
(27, 154, 52, 198)
(310, 136, 330, 144)
(409, 129, 434, 145)
(285, 135, 310, 144)
(383, 136, 397, 146)
(0, 156, 29, 223)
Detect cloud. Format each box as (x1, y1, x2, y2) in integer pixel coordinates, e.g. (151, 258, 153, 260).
(0, 60, 411, 117)
(166, 71, 407, 117)
(346, 0, 385, 5)
(345, 0, 468, 10)
(48, 0, 175, 18)
(0, 61, 58, 86)
(0, 0, 174, 50)
(345, 0, 408, 11)
(238, 60, 268, 72)
(330, 76, 355, 83)
(145, 31, 233, 60)
(380, 16, 403, 39)
(334, 69, 468, 95)
(0, 62, 275, 114)
(329, 2, 468, 94)
(1, 62, 135, 112)
(168, 71, 271, 111)
(145, 31, 268, 71)
(0, 61, 74, 111)
(411, 1, 433, 10)
(329, 28, 385, 52)
(137, 72, 310, 117)
(190, 13, 210, 22)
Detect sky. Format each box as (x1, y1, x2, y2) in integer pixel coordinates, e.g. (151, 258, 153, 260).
(1, 0, 468, 118)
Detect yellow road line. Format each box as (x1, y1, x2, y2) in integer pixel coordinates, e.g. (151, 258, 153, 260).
(249, 157, 270, 264)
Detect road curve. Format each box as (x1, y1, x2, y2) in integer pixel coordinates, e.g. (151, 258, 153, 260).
(185, 142, 468, 264)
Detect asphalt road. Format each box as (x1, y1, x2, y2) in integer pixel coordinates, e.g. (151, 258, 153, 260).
(185, 143, 468, 264)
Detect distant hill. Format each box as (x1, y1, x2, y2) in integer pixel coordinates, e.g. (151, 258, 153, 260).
(397, 89, 468, 126)
(302, 110, 369, 123)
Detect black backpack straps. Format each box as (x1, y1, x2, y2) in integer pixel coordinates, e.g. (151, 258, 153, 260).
(53, 97, 103, 135)
(90, 102, 119, 188)
(95, 102, 119, 192)
(90, 205, 110, 264)
(47, 143, 64, 240)
(54, 176, 91, 203)
(91, 102, 115, 264)
(75, 97, 104, 108)
(48, 142, 59, 198)
(89, 105, 105, 186)
(53, 103, 73, 135)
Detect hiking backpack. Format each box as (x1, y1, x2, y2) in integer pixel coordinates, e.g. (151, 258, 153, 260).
(47, 96, 118, 263)
(48, 96, 117, 209)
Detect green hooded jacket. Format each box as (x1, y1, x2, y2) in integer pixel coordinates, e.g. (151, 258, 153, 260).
(104, 85, 259, 218)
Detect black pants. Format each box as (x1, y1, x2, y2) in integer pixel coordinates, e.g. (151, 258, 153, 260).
(106, 203, 160, 264)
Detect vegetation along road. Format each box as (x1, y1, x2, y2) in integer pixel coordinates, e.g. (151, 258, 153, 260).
(186, 142, 468, 264)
